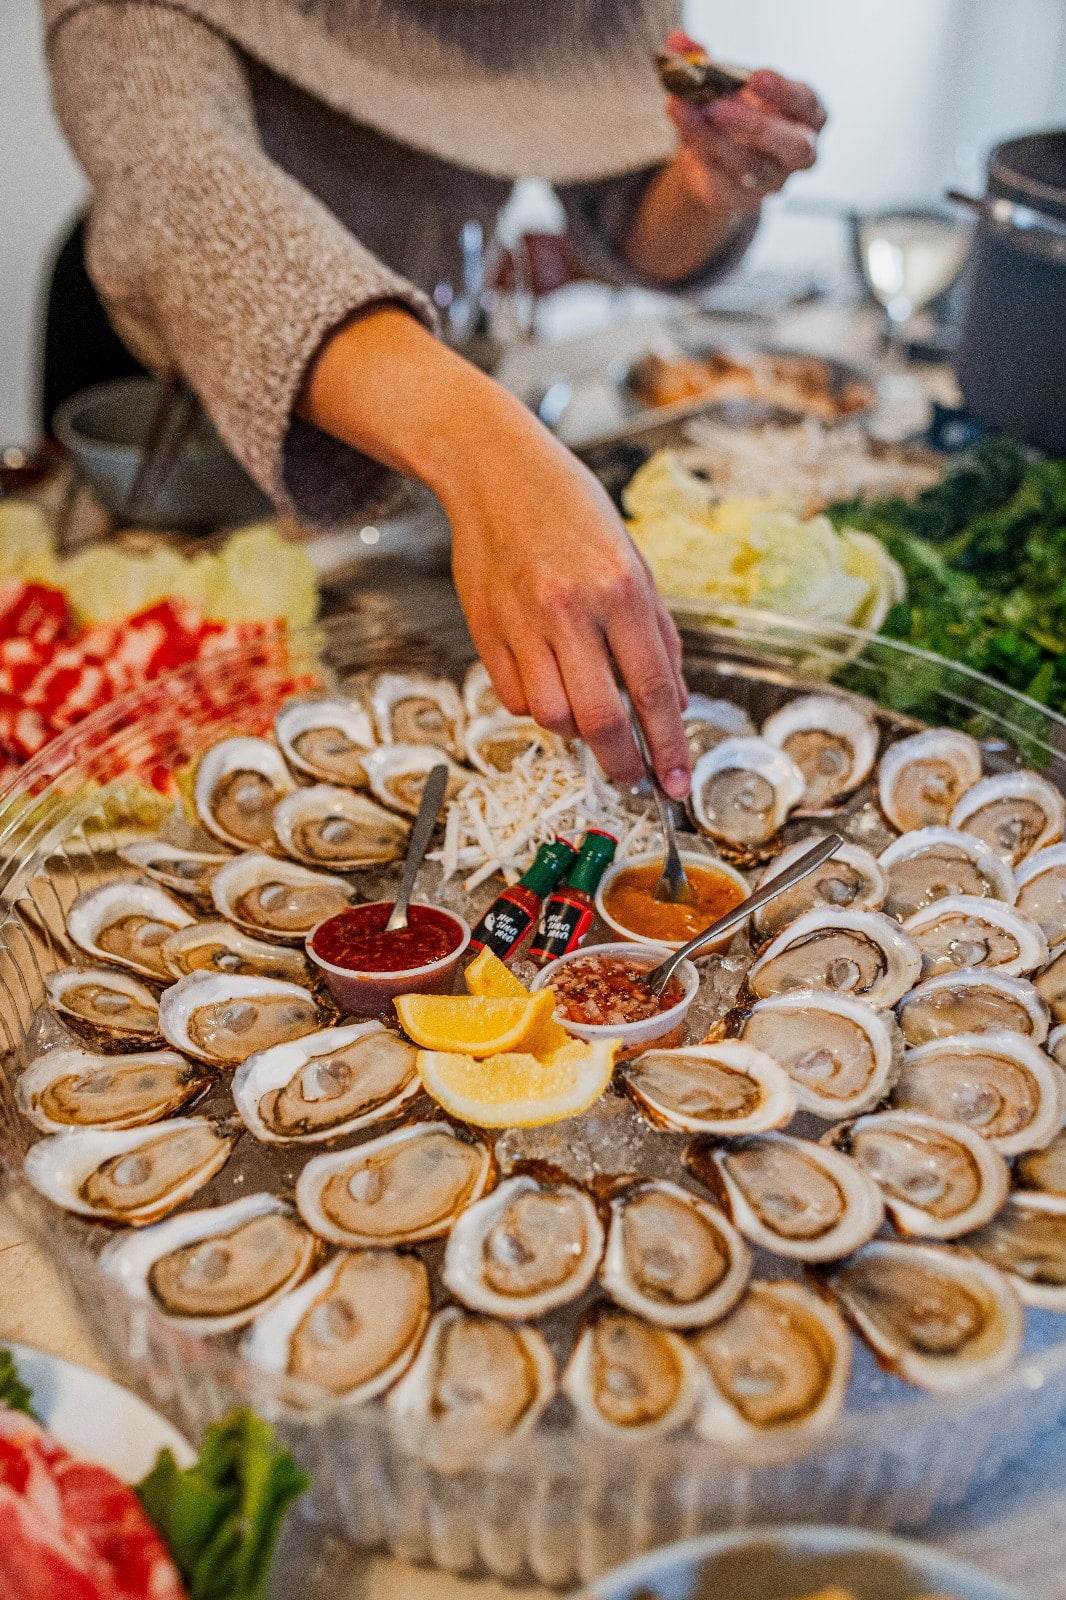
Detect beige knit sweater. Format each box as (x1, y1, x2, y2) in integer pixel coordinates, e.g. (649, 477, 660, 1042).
(44, 1, 742, 527)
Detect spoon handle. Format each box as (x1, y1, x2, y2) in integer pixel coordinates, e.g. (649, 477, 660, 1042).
(386, 763, 450, 931)
(644, 833, 843, 995)
(629, 712, 693, 905)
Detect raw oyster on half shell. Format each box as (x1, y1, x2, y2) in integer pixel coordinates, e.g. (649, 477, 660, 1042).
(599, 1180, 750, 1329)
(878, 827, 1015, 923)
(737, 990, 900, 1118)
(752, 839, 886, 944)
(878, 729, 982, 833)
(274, 697, 376, 788)
(562, 1307, 699, 1438)
(690, 737, 804, 851)
(761, 693, 878, 811)
(211, 852, 353, 942)
(46, 967, 162, 1051)
(891, 1030, 1066, 1156)
(903, 895, 1048, 980)
(232, 1022, 420, 1143)
(1014, 843, 1066, 951)
(17, 1048, 209, 1134)
(464, 711, 549, 776)
(363, 744, 467, 818)
(162, 921, 311, 984)
(194, 736, 295, 851)
(962, 1191, 1066, 1310)
(748, 909, 921, 1008)
(272, 783, 409, 871)
(24, 1117, 237, 1225)
(159, 972, 325, 1066)
(622, 1041, 797, 1135)
(950, 770, 1065, 868)
(117, 841, 232, 906)
(370, 671, 465, 757)
(67, 881, 195, 982)
(896, 970, 1050, 1047)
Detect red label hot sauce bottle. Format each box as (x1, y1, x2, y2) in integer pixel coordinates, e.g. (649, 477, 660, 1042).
(528, 829, 618, 966)
(468, 838, 578, 961)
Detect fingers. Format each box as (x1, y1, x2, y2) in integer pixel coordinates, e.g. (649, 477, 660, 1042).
(554, 626, 643, 786)
(746, 68, 827, 131)
(668, 101, 784, 208)
(605, 603, 691, 800)
(470, 634, 528, 719)
(509, 633, 579, 740)
(654, 596, 688, 711)
(707, 93, 818, 174)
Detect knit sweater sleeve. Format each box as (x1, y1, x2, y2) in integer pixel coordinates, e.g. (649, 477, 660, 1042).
(46, 2, 435, 528)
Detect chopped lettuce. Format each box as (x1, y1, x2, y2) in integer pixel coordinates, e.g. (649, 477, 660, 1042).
(0, 1348, 37, 1419)
(137, 1409, 307, 1600)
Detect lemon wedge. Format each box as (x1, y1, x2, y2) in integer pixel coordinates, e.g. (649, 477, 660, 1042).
(416, 1036, 619, 1127)
(394, 990, 557, 1058)
(464, 947, 529, 999)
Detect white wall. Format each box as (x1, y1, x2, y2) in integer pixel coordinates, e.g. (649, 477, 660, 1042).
(0, 0, 86, 446)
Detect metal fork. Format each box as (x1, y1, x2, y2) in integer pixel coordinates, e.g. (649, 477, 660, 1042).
(629, 712, 694, 906)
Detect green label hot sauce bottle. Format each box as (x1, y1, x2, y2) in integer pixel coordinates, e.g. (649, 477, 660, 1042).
(528, 829, 618, 966)
(468, 838, 578, 961)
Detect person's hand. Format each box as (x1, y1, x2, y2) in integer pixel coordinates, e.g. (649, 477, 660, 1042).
(665, 29, 827, 214)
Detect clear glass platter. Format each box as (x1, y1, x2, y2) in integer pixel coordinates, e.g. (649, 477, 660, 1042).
(1, 582, 1065, 1590)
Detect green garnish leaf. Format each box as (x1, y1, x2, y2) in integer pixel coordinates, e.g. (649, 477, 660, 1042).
(0, 1347, 37, 1419)
(137, 1408, 308, 1600)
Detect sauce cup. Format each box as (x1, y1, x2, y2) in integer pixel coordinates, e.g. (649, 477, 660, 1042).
(306, 901, 470, 1017)
(595, 851, 749, 951)
(531, 942, 700, 1057)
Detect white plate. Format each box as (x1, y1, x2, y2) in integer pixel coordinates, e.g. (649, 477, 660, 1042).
(8, 1342, 194, 1482)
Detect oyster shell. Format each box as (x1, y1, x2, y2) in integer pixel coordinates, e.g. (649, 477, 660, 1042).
(824, 1238, 1024, 1392)
(752, 838, 887, 943)
(463, 660, 501, 720)
(244, 1248, 431, 1403)
(878, 728, 982, 833)
(232, 1022, 420, 1143)
(162, 921, 311, 984)
(272, 784, 409, 870)
(600, 1180, 750, 1328)
(562, 1307, 700, 1438)
(683, 695, 755, 764)
(891, 1030, 1066, 1156)
(45, 967, 162, 1051)
(878, 827, 1016, 923)
(963, 1191, 1066, 1310)
(761, 694, 878, 811)
(903, 895, 1048, 979)
(24, 1117, 237, 1225)
(692, 1279, 851, 1445)
(737, 990, 900, 1119)
(67, 880, 195, 981)
(442, 1174, 604, 1319)
(622, 1041, 797, 1135)
(211, 852, 353, 942)
(100, 1193, 320, 1334)
(826, 1110, 1009, 1239)
(464, 711, 550, 775)
(296, 1121, 495, 1247)
(690, 737, 804, 850)
(748, 909, 921, 1008)
(370, 671, 465, 757)
(950, 770, 1065, 867)
(17, 1047, 208, 1134)
(363, 744, 467, 818)
(688, 1131, 884, 1262)
(159, 972, 325, 1066)
(1049, 1022, 1066, 1068)
(1014, 843, 1066, 951)
(390, 1306, 554, 1462)
(117, 841, 232, 906)
(896, 970, 1050, 1047)
(1034, 945, 1066, 1023)
(194, 736, 295, 851)
(1015, 1125, 1066, 1197)
(274, 697, 376, 788)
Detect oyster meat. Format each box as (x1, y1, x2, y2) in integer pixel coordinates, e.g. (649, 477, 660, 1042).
(1035, 945, 1066, 1023)
(752, 838, 886, 944)
(825, 1238, 1024, 1392)
(297, 1121, 495, 1246)
(1014, 843, 1066, 951)
(370, 671, 465, 757)
(363, 744, 467, 818)
(962, 1191, 1066, 1310)
(159, 972, 324, 1066)
(693, 1279, 851, 1445)
(878, 827, 1015, 923)
(748, 909, 921, 1008)
(738, 990, 900, 1119)
(690, 736, 804, 850)
(100, 1193, 320, 1334)
(878, 729, 982, 833)
(442, 1174, 604, 1319)
(211, 852, 353, 942)
(562, 1307, 699, 1438)
(622, 1041, 797, 1135)
(244, 1248, 431, 1403)
(464, 711, 549, 775)
(896, 970, 1050, 1047)
(194, 736, 295, 851)
(274, 697, 376, 788)
(273, 784, 409, 871)
(67, 880, 195, 981)
(24, 1116, 237, 1225)
(463, 661, 501, 721)
(162, 921, 311, 984)
(118, 841, 232, 906)
(17, 1048, 208, 1134)
(45, 967, 161, 1051)
(891, 1030, 1066, 1156)
(761, 693, 878, 811)
(689, 1131, 884, 1261)
(1016, 1129, 1066, 1197)
(682, 695, 755, 764)
(950, 770, 1065, 868)
(232, 1022, 420, 1143)
(903, 895, 1048, 980)
(826, 1110, 1009, 1239)
(599, 1180, 750, 1328)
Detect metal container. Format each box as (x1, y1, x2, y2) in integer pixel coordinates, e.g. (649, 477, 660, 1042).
(955, 131, 1066, 454)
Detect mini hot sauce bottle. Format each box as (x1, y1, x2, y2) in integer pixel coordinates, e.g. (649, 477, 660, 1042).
(528, 829, 618, 966)
(468, 838, 578, 961)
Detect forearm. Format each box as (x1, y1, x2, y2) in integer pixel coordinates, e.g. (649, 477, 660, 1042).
(622, 152, 753, 284)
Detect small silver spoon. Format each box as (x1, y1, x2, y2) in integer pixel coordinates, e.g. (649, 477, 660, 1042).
(641, 833, 843, 997)
(385, 763, 450, 932)
(629, 713, 695, 906)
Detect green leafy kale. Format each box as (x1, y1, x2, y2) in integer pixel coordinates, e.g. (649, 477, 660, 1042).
(137, 1408, 307, 1600)
(0, 1347, 37, 1419)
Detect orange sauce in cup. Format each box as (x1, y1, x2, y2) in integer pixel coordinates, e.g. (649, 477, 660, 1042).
(601, 861, 747, 944)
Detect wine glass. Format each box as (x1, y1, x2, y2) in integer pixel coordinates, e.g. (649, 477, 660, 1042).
(855, 206, 972, 344)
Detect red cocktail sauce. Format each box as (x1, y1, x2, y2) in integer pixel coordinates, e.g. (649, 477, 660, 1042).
(310, 903, 463, 972)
